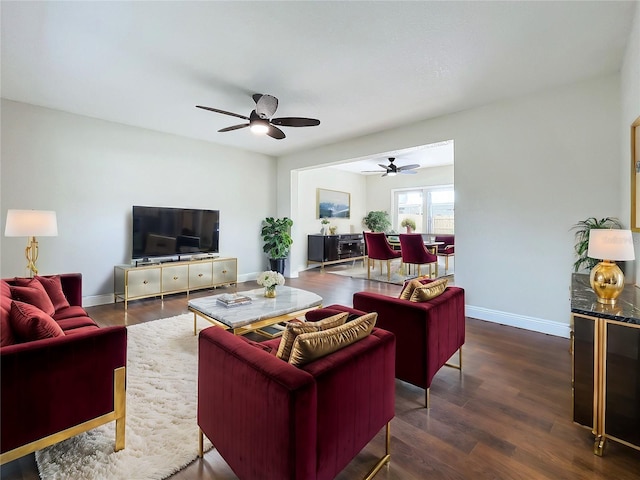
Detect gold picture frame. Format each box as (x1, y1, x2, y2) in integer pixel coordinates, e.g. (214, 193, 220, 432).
(316, 188, 350, 219)
(632, 116, 640, 232)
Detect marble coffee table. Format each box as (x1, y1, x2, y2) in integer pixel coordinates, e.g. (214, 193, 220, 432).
(188, 286, 322, 336)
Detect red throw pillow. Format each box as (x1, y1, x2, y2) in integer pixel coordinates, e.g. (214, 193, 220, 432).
(1, 280, 12, 320)
(1, 310, 16, 346)
(10, 300, 64, 341)
(239, 336, 275, 355)
(35, 275, 71, 311)
(304, 308, 345, 322)
(10, 281, 56, 317)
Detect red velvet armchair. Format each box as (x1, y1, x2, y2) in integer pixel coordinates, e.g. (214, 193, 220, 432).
(197, 306, 396, 480)
(435, 234, 455, 273)
(364, 232, 402, 281)
(353, 281, 465, 407)
(399, 233, 438, 277)
(1, 273, 127, 464)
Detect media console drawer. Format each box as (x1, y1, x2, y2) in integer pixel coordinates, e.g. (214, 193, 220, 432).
(114, 257, 237, 309)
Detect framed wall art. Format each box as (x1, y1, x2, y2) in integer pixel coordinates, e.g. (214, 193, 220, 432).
(317, 188, 350, 219)
(631, 116, 640, 232)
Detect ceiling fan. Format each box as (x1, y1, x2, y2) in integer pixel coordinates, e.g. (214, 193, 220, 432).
(196, 94, 320, 140)
(363, 157, 420, 177)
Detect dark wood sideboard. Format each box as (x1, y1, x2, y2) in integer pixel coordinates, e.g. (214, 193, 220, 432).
(570, 273, 640, 456)
(307, 234, 365, 271)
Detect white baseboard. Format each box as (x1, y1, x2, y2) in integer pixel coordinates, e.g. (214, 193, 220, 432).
(83, 293, 115, 307)
(465, 305, 570, 338)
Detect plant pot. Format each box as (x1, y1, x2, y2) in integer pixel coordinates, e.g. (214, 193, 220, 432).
(269, 258, 286, 275)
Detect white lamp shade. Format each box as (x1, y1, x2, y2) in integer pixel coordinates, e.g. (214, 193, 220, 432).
(4, 209, 58, 237)
(587, 229, 635, 261)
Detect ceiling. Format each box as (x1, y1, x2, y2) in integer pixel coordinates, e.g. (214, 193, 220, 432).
(1, 1, 636, 163)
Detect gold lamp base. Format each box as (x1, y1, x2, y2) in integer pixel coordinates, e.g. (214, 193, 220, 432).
(590, 260, 625, 305)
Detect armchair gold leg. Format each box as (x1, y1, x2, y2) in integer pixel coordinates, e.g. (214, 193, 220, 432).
(445, 347, 463, 370)
(426, 387, 430, 409)
(386, 260, 391, 281)
(363, 422, 391, 480)
(198, 428, 204, 458)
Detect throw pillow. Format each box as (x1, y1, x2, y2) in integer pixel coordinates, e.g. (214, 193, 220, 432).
(288, 312, 378, 367)
(239, 336, 275, 355)
(10, 281, 56, 316)
(398, 278, 427, 300)
(1, 308, 16, 346)
(409, 277, 449, 302)
(10, 300, 64, 341)
(304, 308, 344, 322)
(276, 312, 348, 362)
(1, 280, 12, 320)
(35, 275, 71, 311)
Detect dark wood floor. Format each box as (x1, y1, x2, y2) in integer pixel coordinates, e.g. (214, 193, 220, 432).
(3, 270, 640, 479)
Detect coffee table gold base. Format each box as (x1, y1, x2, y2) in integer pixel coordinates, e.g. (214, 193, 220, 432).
(190, 306, 320, 336)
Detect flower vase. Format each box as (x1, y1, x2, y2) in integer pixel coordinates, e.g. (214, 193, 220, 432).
(264, 286, 277, 298)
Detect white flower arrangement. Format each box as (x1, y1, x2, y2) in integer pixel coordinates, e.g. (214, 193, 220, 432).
(256, 270, 285, 288)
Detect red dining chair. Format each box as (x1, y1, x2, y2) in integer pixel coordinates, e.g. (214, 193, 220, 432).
(399, 234, 438, 278)
(435, 234, 455, 273)
(364, 232, 402, 281)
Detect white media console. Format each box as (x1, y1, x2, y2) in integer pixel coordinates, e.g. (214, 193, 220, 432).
(114, 256, 237, 309)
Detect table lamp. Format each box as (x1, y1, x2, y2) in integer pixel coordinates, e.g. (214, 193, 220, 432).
(4, 209, 58, 277)
(587, 229, 635, 305)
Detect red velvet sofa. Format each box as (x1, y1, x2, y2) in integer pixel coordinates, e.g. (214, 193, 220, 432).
(197, 305, 395, 480)
(1, 273, 127, 464)
(353, 280, 465, 407)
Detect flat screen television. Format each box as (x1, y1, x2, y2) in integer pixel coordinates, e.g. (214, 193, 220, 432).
(132, 206, 219, 260)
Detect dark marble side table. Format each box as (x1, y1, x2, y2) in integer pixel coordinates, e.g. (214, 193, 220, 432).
(571, 273, 640, 455)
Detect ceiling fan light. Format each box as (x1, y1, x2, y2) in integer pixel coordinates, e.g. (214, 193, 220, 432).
(250, 122, 269, 135)
(387, 171, 397, 176)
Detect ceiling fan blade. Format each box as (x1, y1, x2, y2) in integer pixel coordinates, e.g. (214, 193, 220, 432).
(399, 170, 417, 175)
(267, 124, 286, 140)
(271, 117, 320, 127)
(196, 105, 249, 121)
(362, 170, 385, 173)
(397, 164, 420, 171)
(255, 94, 278, 118)
(218, 124, 249, 133)
(381, 172, 388, 177)
(378, 164, 390, 170)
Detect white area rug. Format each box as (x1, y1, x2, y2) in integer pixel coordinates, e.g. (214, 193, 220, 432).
(326, 259, 454, 285)
(36, 314, 212, 480)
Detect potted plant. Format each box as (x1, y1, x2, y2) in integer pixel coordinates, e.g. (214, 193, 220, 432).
(362, 211, 391, 232)
(401, 217, 416, 233)
(571, 216, 622, 272)
(320, 217, 330, 235)
(261, 217, 293, 274)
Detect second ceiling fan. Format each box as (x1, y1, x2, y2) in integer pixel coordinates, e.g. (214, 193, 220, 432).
(363, 157, 420, 177)
(196, 94, 320, 140)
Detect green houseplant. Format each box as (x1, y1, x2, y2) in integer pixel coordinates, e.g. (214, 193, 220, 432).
(261, 217, 293, 274)
(571, 216, 622, 272)
(401, 217, 416, 233)
(362, 211, 391, 232)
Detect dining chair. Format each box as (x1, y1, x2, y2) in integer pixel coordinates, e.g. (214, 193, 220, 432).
(399, 234, 438, 278)
(364, 232, 402, 281)
(435, 234, 454, 273)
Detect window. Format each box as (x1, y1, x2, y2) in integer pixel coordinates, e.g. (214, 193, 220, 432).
(393, 185, 454, 234)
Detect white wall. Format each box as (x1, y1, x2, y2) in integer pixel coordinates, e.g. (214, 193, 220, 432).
(621, 5, 640, 283)
(0, 100, 276, 304)
(279, 75, 622, 337)
(293, 167, 367, 274)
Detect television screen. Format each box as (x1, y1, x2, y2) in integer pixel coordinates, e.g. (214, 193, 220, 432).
(132, 206, 219, 259)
